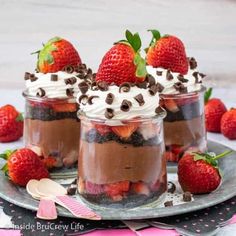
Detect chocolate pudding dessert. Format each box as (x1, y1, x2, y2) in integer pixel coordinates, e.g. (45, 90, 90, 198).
(147, 57, 207, 162)
(23, 36, 95, 169)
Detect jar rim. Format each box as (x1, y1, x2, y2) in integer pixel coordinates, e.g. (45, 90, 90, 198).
(78, 109, 166, 124)
(160, 86, 206, 99)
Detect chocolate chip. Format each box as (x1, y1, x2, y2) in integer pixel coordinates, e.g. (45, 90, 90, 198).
(65, 77, 77, 85)
(90, 81, 98, 91)
(183, 191, 192, 202)
(71, 179, 77, 185)
(77, 74, 85, 79)
(174, 82, 187, 93)
(85, 73, 93, 81)
(92, 73, 97, 80)
(105, 108, 114, 119)
(119, 82, 131, 93)
(189, 57, 198, 70)
(168, 181, 176, 193)
(120, 100, 132, 112)
(156, 82, 164, 93)
(149, 85, 159, 95)
(51, 74, 58, 81)
(36, 88, 46, 97)
(67, 187, 77, 195)
(164, 201, 173, 207)
(78, 81, 89, 94)
(199, 72, 206, 78)
(136, 81, 147, 89)
(97, 81, 109, 91)
(192, 71, 200, 83)
(156, 71, 163, 76)
(24, 72, 30, 80)
(66, 88, 74, 97)
(134, 94, 145, 106)
(146, 74, 156, 87)
(105, 93, 114, 105)
(63, 65, 74, 73)
(29, 74, 38, 82)
(88, 95, 99, 105)
(155, 106, 165, 115)
(177, 74, 188, 83)
(166, 69, 174, 81)
(78, 94, 88, 105)
(78, 63, 87, 70)
(87, 68, 92, 75)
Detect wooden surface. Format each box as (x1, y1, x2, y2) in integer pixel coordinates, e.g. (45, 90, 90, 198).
(0, 0, 236, 89)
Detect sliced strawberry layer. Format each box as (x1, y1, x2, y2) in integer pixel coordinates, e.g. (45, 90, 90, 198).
(85, 181, 105, 195)
(94, 124, 111, 136)
(105, 180, 130, 197)
(52, 103, 77, 112)
(164, 99, 179, 113)
(111, 123, 138, 139)
(132, 182, 150, 196)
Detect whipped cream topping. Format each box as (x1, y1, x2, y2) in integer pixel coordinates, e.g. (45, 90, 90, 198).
(25, 71, 83, 99)
(77, 84, 160, 121)
(146, 59, 205, 95)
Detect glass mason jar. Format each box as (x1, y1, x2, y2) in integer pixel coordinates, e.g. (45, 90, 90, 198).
(23, 91, 80, 169)
(77, 112, 167, 207)
(160, 87, 207, 162)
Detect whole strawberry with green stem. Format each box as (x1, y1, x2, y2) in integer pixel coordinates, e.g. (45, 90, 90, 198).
(0, 105, 23, 142)
(35, 36, 81, 73)
(0, 148, 49, 187)
(178, 150, 232, 194)
(146, 29, 188, 75)
(96, 30, 147, 85)
(221, 108, 236, 140)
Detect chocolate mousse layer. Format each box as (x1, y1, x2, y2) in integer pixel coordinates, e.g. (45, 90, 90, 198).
(24, 118, 80, 167)
(79, 141, 166, 184)
(164, 115, 205, 146)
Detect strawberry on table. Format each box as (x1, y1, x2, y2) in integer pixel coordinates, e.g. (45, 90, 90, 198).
(146, 29, 188, 75)
(221, 108, 236, 140)
(96, 30, 147, 85)
(0, 148, 49, 187)
(204, 88, 227, 133)
(0, 105, 23, 143)
(178, 150, 232, 194)
(36, 36, 81, 73)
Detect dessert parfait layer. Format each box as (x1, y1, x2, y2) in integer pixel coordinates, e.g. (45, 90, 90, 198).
(146, 57, 207, 162)
(78, 115, 167, 207)
(23, 63, 95, 169)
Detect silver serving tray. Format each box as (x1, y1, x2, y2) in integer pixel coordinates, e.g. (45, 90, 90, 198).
(0, 141, 235, 220)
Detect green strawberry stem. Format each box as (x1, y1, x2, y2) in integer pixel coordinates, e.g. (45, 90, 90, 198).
(212, 150, 233, 161)
(16, 113, 24, 122)
(204, 87, 213, 104)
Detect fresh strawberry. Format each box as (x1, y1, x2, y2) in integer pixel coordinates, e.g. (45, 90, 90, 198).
(204, 88, 227, 132)
(0, 105, 23, 143)
(178, 150, 232, 194)
(221, 108, 236, 140)
(0, 148, 49, 187)
(146, 29, 188, 75)
(132, 182, 150, 196)
(105, 180, 130, 197)
(96, 30, 146, 85)
(36, 36, 81, 73)
(163, 99, 179, 113)
(85, 181, 105, 195)
(164, 151, 179, 162)
(42, 156, 57, 169)
(52, 103, 77, 112)
(111, 123, 138, 139)
(94, 124, 111, 136)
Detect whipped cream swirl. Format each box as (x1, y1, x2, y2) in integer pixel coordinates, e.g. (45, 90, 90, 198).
(77, 84, 160, 121)
(146, 59, 205, 95)
(25, 71, 83, 99)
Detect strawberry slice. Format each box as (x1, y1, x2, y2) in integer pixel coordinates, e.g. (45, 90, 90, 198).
(94, 124, 111, 136)
(111, 123, 138, 139)
(133, 182, 150, 196)
(85, 181, 105, 195)
(105, 180, 130, 197)
(52, 103, 77, 112)
(164, 151, 179, 162)
(164, 99, 179, 113)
